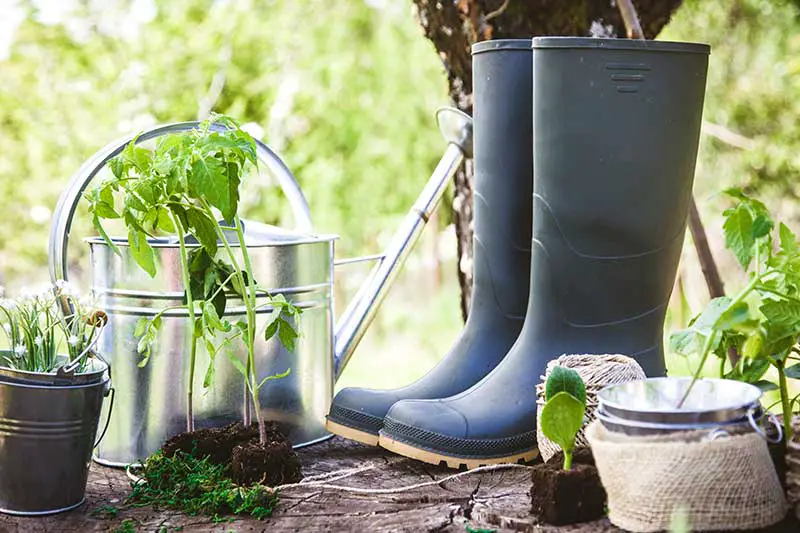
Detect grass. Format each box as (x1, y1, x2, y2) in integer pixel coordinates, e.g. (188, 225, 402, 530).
(127, 450, 278, 522)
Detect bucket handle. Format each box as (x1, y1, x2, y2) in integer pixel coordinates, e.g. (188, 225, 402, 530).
(748, 408, 783, 444)
(48, 121, 314, 288)
(94, 386, 115, 449)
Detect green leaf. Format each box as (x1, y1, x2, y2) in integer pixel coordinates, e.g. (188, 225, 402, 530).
(545, 366, 586, 405)
(540, 392, 585, 456)
(223, 350, 247, 378)
(760, 300, 800, 329)
(277, 318, 298, 352)
(751, 214, 773, 239)
(670, 329, 700, 356)
(780, 223, 798, 256)
(189, 156, 235, 219)
(742, 331, 764, 359)
(92, 213, 121, 256)
(94, 201, 120, 219)
(723, 205, 754, 269)
(156, 209, 175, 234)
(186, 208, 218, 257)
(715, 301, 757, 332)
(754, 380, 779, 392)
(134, 317, 149, 338)
(202, 301, 225, 332)
(693, 296, 733, 332)
(785, 363, 800, 379)
(128, 229, 157, 277)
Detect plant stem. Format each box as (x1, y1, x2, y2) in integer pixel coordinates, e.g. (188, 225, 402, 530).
(563, 450, 572, 471)
(234, 215, 266, 444)
(199, 200, 262, 440)
(171, 212, 197, 433)
(678, 269, 777, 408)
(777, 361, 793, 440)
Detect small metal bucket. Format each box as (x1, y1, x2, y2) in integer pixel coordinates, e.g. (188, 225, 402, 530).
(0, 358, 111, 515)
(596, 377, 782, 442)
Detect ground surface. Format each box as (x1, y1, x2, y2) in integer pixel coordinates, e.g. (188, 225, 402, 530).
(0, 437, 621, 533)
(2, 436, 798, 532)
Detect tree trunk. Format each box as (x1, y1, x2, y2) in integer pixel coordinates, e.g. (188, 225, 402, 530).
(413, 0, 684, 320)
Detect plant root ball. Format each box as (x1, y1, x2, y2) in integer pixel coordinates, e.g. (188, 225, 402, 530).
(231, 439, 302, 486)
(530, 462, 606, 526)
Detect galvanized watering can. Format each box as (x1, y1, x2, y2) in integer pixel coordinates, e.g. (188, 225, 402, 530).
(49, 108, 472, 466)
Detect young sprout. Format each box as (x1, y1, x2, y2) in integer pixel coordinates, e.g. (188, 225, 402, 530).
(539, 366, 587, 471)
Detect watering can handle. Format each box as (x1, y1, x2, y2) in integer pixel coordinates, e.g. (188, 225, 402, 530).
(48, 121, 313, 285)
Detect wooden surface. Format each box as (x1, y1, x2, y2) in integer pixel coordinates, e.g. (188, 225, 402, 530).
(0, 436, 620, 533)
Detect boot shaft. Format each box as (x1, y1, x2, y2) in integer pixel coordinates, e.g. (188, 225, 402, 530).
(527, 38, 710, 376)
(471, 40, 533, 323)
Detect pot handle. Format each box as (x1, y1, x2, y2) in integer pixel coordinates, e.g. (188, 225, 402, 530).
(48, 121, 313, 285)
(94, 386, 115, 448)
(748, 408, 783, 444)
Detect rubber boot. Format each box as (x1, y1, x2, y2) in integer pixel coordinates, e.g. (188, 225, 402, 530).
(325, 40, 534, 445)
(380, 37, 710, 468)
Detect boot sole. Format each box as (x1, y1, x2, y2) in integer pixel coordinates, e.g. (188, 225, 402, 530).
(379, 434, 538, 469)
(325, 419, 380, 446)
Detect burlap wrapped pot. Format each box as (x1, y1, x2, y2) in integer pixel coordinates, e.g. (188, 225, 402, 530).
(787, 416, 800, 519)
(587, 421, 788, 532)
(535, 354, 646, 462)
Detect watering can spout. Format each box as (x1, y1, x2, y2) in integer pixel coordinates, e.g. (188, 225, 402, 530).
(332, 107, 473, 380)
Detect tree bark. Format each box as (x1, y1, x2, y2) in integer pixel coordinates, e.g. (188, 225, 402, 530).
(413, 0, 684, 320)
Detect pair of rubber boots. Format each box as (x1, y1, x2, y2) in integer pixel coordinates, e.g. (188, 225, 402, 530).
(326, 37, 710, 468)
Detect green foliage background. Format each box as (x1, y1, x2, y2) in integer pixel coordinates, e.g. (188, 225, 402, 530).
(1, 0, 800, 388)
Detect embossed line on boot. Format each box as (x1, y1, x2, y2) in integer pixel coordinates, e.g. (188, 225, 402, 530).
(566, 299, 668, 328)
(473, 192, 531, 253)
(473, 237, 527, 321)
(606, 62, 649, 93)
(533, 194, 686, 260)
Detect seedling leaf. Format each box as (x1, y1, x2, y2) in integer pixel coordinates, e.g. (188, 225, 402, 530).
(545, 366, 586, 404)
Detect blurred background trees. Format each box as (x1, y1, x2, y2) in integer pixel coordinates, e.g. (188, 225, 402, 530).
(1, 0, 799, 387)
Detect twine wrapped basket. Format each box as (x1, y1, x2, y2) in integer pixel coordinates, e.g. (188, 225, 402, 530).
(535, 353, 646, 462)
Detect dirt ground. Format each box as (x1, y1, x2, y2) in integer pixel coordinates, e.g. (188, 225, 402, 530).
(0, 436, 796, 532)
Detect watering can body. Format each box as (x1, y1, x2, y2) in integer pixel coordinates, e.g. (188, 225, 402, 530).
(87, 231, 336, 465)
(49, 110, 472, 466)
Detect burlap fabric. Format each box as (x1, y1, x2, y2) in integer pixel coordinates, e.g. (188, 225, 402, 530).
(535, 354, 646, 462)
(586, 421, 788, 532)
(787, 417, 800, 519)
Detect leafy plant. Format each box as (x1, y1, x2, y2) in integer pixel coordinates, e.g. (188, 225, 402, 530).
(540, 367, 587, 470)
(128, 450, 278, 521)
(86, 115, 300, 443)
(671, 189, 800, 438)
(0, 282, 105, 373)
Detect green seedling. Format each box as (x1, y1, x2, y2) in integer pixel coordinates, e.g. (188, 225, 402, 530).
(672, 189, 800, 439)
(539, 366, 587, 470)
(86, 114, 300, 444)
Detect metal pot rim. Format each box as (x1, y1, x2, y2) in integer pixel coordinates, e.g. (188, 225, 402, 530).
(596, 377, 762, 416)
(0, 356, 108, 386)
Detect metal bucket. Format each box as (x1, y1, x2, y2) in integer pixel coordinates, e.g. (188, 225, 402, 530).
(596, 377, 781, 441)
(0, 359, 111, 515)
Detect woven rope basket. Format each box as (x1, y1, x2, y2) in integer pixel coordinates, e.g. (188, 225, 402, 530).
(787, 417, 800, 519)
(535, 353, 646, 462)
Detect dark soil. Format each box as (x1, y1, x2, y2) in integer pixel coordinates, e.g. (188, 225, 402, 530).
(162, 421, 258, 464)
(161, 421, 302, 487)
(530, 461, 606, 526)
(232, 439, 302, 485)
